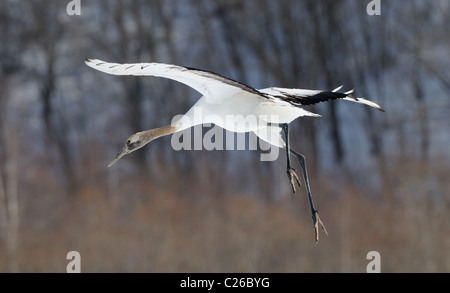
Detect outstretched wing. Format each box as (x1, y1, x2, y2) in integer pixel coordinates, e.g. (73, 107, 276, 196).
(259, 86, 384, 111)
(85, 59, 263, 103)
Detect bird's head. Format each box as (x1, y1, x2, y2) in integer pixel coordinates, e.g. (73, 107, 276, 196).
(108, 132, 150, 167)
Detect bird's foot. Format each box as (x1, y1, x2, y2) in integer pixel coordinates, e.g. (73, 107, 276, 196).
(286, 167, 301, 193)
(312, 209, 328, 243)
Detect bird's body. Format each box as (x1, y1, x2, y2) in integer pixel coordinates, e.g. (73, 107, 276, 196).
(85, 58, 384, 242)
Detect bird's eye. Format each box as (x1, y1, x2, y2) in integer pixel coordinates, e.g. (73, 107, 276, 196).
(127, 139, 131, 145)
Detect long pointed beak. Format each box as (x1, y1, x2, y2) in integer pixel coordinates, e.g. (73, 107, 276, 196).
(108, 146, 128, 167)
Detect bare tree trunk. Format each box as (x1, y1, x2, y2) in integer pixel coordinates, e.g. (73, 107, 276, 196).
(307, 1, 345, 163)
(40, 55, 55, 137)
(0, 105, 20, 273)
(39, 56, 78, 195)
(413, 71, 429, 163)
(23, 1, 79, 195)
(5, 129, 19, 273)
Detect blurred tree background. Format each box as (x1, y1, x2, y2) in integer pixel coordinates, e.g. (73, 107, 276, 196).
(0, 0, 449, 272)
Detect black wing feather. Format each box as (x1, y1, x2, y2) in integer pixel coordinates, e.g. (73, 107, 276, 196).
(280, 91, 349, 106)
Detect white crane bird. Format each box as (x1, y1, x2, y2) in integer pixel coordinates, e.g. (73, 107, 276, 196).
(85, 58, 384, 242)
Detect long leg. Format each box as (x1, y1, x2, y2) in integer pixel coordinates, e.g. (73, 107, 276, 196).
(281, 124, 301, 193)
(290, 149, 328, 242)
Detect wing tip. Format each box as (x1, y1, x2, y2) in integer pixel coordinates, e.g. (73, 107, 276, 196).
(362, 98, 386, 112)
(344, 89, 355, 95)
(85, 58, 104, 66)
(85, 58, 99, 67)
(332, 85, 343, 92)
